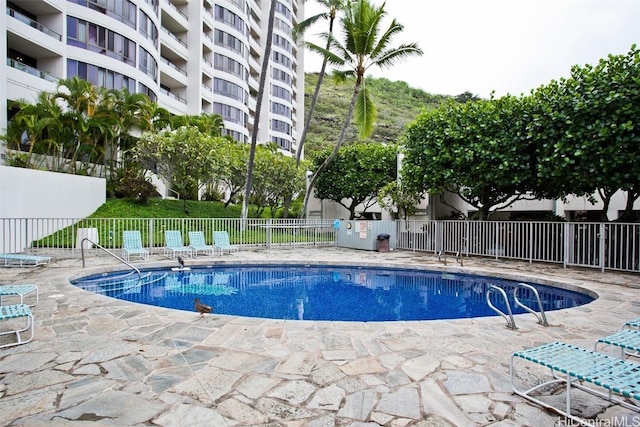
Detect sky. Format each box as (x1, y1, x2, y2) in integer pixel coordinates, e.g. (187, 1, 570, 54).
(302, 0, 640, 98)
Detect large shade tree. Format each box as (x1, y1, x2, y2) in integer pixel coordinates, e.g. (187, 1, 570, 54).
(534, 45, 640, 221)
(402, 96, 538, 220)
(301, 0, 423, 217)
(313, 142, 397, 219)
(133, 126, 223, 212)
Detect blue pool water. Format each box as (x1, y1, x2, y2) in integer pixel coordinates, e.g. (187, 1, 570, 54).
(71, 265, 594, 322)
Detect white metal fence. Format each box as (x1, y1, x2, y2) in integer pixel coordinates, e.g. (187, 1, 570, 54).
(0, 218, 336, 258)
(2, 218, 639, 273)
(397, 220, 640, 273)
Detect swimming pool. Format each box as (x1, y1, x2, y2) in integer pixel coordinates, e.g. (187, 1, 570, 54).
(71, 264, 594, 322)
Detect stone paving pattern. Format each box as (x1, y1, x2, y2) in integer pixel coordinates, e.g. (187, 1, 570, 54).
(1, 247, 640, 426)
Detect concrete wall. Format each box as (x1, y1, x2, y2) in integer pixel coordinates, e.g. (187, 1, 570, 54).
(0, 166, 105, 219)
(0, 166, 105, 252)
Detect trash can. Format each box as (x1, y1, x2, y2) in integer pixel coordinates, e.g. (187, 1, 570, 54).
(377, 234, 390, 252)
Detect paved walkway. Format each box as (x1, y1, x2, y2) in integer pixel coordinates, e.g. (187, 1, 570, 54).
(1, 247, 640, 426)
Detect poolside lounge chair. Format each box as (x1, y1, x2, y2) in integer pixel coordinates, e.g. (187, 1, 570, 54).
(0, 254, 50, 267)
(213, 231, 239, 255)
(511, 341, 640, 425)
(122, 231, 149, 262)
(188, 231, 215, 257)
(595, 328, 640, 359)
(0, 284, 39, 306)
(0, 304, 34, 349)
(164, 230, 193, 259)
(623, 317, 640, 329)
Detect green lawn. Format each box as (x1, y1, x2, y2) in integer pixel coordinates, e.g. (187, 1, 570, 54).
(89, 198, 242, 218)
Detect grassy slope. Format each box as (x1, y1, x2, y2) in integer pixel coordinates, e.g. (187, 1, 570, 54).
(89, 198, 241, 218)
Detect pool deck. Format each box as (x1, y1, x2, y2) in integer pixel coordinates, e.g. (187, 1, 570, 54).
(1, 247, 640, 426)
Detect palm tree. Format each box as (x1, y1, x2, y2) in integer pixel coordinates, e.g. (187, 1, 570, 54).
(294, 0, 346, 167)
(103, 89, 157, 179)
(300, 0, 423, 217)
(54, 77, 111, 174)
(241, 0, 278, 222)
(4, 92, 63, 170)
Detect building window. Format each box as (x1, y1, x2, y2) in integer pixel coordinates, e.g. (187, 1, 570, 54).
(275, 1, 292, 20)
(139, 9, 158, 47)
(271, 67, 291, 85)
(271, 101, 291, 118)
(214, 102, 245, 125)
(215, 5, 246, 34)
(273, 34, 291, 53)
(67, 59, 135, 93)
(139, 46, 158, 81)
(71, 0, 137, 29)
(272, 51, 291, 67)
(271, 85, 291, 102)
(214, 78, 245, 102)
(215, 29, 245, 56)
(271, 119, 291, 135)
(214, 53, 247, 80)
(67, 16, 136, 66)
(272, 136, 291, 150)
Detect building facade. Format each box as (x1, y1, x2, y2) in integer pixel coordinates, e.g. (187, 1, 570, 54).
(1, 0, 304, 154)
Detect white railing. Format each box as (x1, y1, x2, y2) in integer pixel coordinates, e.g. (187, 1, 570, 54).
(0, 218, 336, 258)
(2, 218, 639, 273)
(397, 220, 640, 273)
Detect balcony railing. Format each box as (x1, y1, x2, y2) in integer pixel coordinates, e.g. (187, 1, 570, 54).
(160, 87, 186, 103)
(7, 58, 59, 83)
(161, 27, 188, 48)
(160, 56, 187, 76)
(163, 0, 188, 21)
(6, 6, 62, 41)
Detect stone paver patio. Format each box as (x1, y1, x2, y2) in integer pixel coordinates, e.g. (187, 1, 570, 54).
(1, 247, 640, 426)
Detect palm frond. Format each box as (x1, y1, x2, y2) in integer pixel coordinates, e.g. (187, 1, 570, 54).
(372, 43, 424, 69)
(354, 84, 377, 139)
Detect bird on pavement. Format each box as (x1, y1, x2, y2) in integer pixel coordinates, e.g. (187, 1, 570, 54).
(194, 298, 213, 317)
(177, 256, 185, 269)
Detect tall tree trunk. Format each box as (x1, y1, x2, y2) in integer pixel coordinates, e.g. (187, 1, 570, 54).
(294, 15, 336, 167)
(283, 10, 337, 218)
(241, 0, 277, 223)
(301, 79, 362, 218)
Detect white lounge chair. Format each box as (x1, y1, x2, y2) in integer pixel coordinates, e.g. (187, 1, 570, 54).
(188, 231, 215, 257)
(0, 304, 34, 349)
(122, 231, 149, 262)
(213, 231, 239, 255)
(0, 254, 50, 267)
(164, 230, 192, 259)
(511, 341, 640, 425)
(0, 284, 39, 306)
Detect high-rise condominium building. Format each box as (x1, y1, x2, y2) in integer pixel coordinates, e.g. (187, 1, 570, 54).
(1, 0, 305, 154)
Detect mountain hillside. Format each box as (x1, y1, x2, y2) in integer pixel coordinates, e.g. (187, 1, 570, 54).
(302, 73, 450, 159)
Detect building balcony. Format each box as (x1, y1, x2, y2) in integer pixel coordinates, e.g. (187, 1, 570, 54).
(7, 58, 59, 83)
(6, 6, 62, 41)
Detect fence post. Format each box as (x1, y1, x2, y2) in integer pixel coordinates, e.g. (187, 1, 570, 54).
(149, 218, 154, 255)
(563, 222, 569, 268)
(528, 222, 533, 263)
(600, 223, 606, 273)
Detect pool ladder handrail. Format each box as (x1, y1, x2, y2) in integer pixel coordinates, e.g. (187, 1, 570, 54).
(486, 283, 550, 329)
(513, 283, 549, 326)
(436, 250, 463, 266)
(80, 237, 141, 283)
(486, 285, 517, 329)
